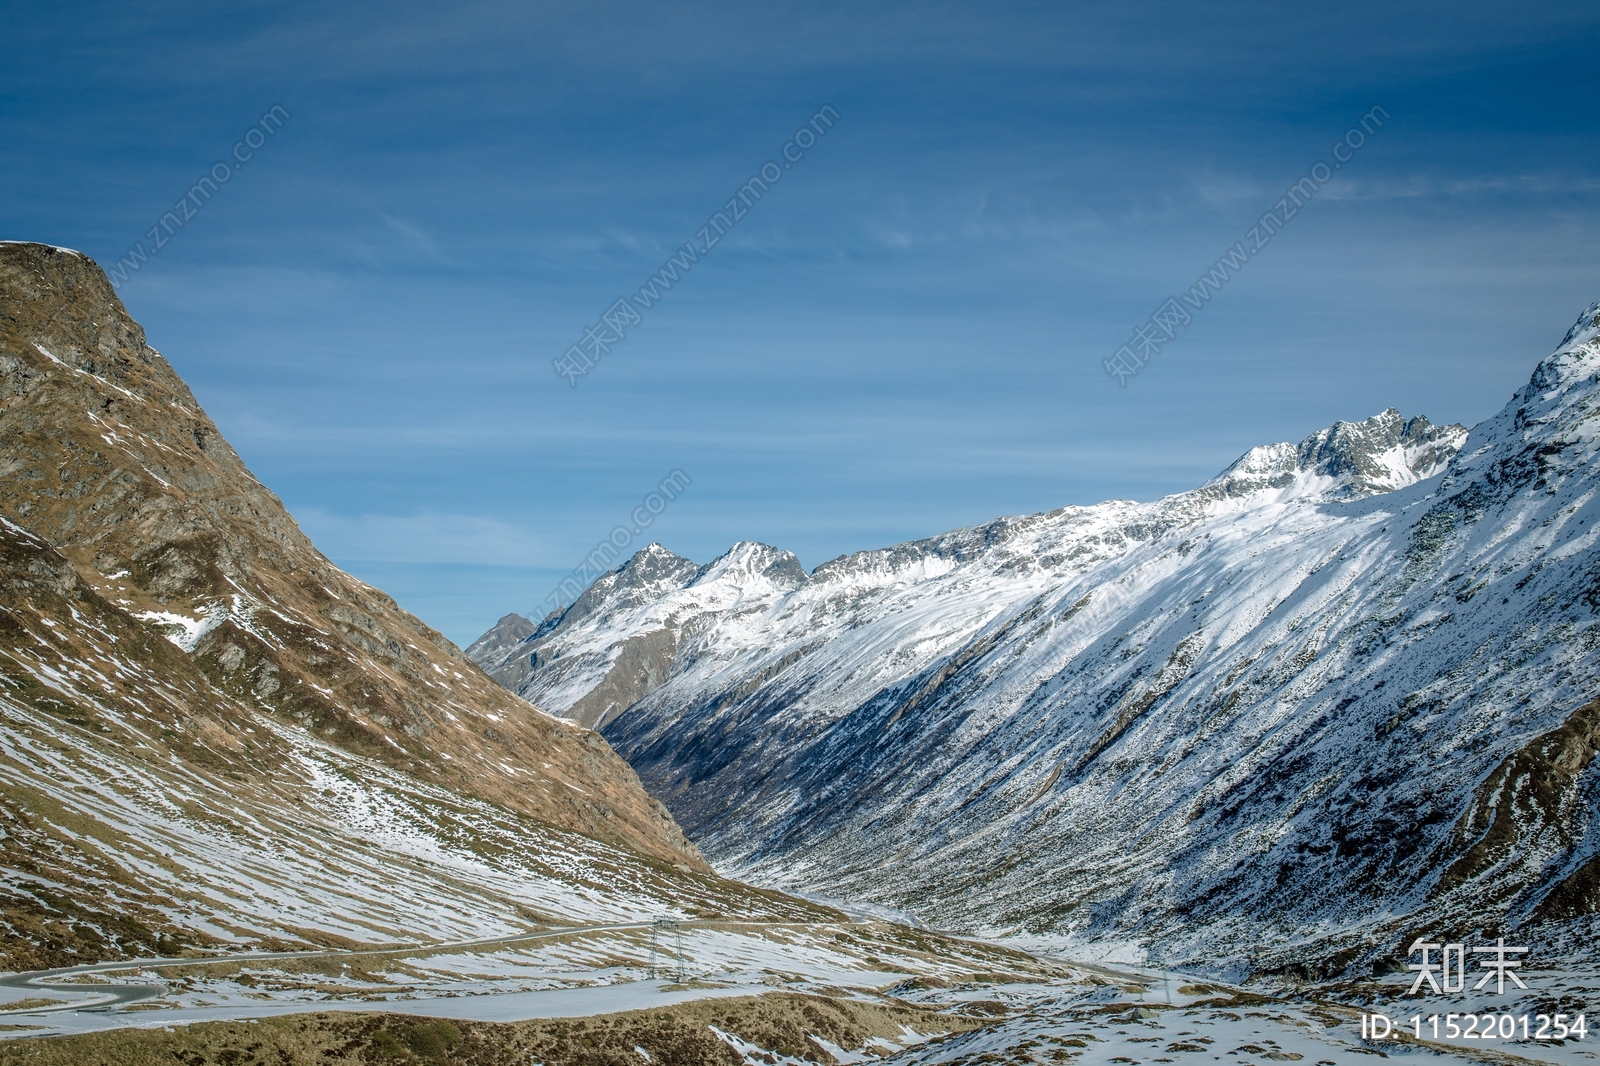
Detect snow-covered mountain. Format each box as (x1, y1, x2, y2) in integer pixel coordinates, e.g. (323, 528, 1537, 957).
(473, 301, 1600, 974)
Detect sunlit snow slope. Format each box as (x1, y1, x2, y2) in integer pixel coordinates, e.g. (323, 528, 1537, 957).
(476, 302, 1600, 975)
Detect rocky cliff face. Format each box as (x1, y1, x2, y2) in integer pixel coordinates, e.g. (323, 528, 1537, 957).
(0, 242, 839, 970)
(473, 304, 1600, 974)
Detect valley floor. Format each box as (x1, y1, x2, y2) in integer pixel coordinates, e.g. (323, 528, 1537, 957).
(0, 918, 1593, 1065)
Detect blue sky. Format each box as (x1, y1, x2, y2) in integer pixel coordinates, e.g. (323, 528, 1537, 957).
(4, 1, 1599, 645)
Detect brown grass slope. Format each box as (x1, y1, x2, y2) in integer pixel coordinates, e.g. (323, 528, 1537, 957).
(0, 241, 702, 869)
(0, 515, 838, 972)
(0, 993, 979, 1066)
(1430, 694, 1600, 923)
(0, 516, 239, 967)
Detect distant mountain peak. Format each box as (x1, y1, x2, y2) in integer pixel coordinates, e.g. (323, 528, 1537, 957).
(697, 541, 808, 590)
(472, 403, 1480, 731)
(621, 541, 699, 577)
(546, 542, 703, 635)
(1205, 407, 1467, 502)
(464, 611, 536, 664)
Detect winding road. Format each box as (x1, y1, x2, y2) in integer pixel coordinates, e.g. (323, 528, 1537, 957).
(0, 920, 665, 1017)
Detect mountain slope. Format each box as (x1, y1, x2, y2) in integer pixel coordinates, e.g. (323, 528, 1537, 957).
(0, 240, 696, 866)
(0, 242, 839, 971)
(474, 305, 1600, 972)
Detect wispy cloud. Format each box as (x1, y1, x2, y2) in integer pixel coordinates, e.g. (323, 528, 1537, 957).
(374, 209, 451, 263)
(1317, 173, 1600, 202)
(290, 508, 550, 567)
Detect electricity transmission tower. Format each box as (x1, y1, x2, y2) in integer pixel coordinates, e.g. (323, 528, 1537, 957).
(648, 918, 687, 983)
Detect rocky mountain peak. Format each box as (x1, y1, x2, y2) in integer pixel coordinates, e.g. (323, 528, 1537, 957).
(618, 542, 703, 589)
(1442, 297, 1600, 496)
(696, 540, 808, 591)
(464, 611, 537, 664)
(1205, 407, 1467, 501)
(1529, 299, 1600, 396)
(553, 543, 704, 633)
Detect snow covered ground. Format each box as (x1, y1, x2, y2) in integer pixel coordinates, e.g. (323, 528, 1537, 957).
(5, 926, 1592, 1066)
(0, 920, 1057, 1041)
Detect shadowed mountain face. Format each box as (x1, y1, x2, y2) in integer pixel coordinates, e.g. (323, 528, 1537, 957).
(0, 242, 847, 970)
(474, 303, 1600, 974)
